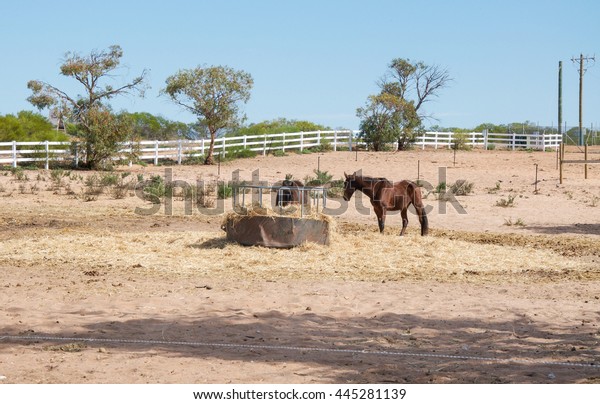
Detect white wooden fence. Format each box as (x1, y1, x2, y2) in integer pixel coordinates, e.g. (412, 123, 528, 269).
(0, 130, 562, 168)
(416, 130, 563, 151)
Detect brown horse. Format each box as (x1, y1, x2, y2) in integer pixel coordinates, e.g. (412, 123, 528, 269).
(275, 179, 310, 207)
(343, 172, 428, 236)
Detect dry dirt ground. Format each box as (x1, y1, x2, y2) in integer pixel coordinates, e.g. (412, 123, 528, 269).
(0, 147, 599, 384)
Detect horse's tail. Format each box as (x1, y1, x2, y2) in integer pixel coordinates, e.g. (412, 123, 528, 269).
(409, 182, 429, 236)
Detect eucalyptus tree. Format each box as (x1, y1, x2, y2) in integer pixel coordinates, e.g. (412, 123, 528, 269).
(358, 58, 451, 150)
(27, 45, 148, 168)
(163, 65, 253, 164)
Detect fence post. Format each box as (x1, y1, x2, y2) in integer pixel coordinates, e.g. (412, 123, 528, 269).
(243, 134, 247, 149)
(12, 140, 17, 168)
(263, 135, 267, 156)
(129, 141, 134, 167)
(201, 138, 205, 156)
(282, 133, 286, 153)
(177, 139, 182, 164)
(585, 143, 588, 179)
(317, 130, 321, 146)
(512, 133, 516, 151)
(348, 131, 353, 151)
(74, 142, 79, 168)
(45, 140, 49, 170)
(434, 133, 439, 150)
(222, 137, 226, 156)
(483, 129, 488, 150)
(542, 133, 546, 152)
(333, 130, 338, 151)
(154, 140, 159, 165)
(300, 132, 304, 152)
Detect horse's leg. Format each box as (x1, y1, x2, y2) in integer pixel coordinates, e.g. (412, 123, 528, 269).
(400, 208, 408, 236)
(414, 204, 429, 236)
(374, 205, 386, 233)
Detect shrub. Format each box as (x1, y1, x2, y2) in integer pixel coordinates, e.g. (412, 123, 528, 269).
(435, 182, 446, 194)
(450, 180, 474, 196)
(142, 175, 166, 201)
(228, 147, 256, 160)
(326, 178, 345, 198)
(196, 183, 216, 208)
(496, 194, 516, 207)
(304, 169, 333, 186)
(452, 132, 472, 150)
(217, 182, 232, 199)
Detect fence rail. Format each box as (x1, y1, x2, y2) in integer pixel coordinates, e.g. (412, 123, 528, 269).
(0, 130, 563, 168)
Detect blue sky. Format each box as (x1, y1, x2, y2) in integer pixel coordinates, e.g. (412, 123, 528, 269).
(1, 0, 599, 130)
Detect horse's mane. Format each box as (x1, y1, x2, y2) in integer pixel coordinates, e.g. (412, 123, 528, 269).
(353, 174, 392, 187)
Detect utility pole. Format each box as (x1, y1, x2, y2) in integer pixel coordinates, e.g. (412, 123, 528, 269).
(571, 53, 595, 146)
(558, 61, 562, 136)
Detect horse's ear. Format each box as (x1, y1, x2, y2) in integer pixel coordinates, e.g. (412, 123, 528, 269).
(344, 172, 348, 179)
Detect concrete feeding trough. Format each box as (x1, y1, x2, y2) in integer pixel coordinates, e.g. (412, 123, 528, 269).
(222, 184, 332, 248)
(223, 214, 331, 248)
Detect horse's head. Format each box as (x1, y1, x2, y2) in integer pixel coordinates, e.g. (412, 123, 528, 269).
(343, 172, 357, 201)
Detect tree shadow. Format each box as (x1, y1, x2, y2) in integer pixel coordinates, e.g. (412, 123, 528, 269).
(2, 309, 598, 383)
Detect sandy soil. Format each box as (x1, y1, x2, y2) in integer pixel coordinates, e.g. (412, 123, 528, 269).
(1, 147, 599, 384)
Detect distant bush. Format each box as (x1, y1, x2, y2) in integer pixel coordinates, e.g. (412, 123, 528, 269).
(0, 111, 69, 142)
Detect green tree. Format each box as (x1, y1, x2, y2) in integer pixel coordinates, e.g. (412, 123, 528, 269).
(83, 108, 134, 166)
(358, 58, 450, 150)
(357, 93, 420, 151)
(232, 118, 330, 136)
(27, 45, 148, 168)
(162, 65, 253, 164)
(120, 112, 190, 140)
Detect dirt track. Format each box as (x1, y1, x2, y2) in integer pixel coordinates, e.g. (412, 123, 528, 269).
(1, 149, 599, 383)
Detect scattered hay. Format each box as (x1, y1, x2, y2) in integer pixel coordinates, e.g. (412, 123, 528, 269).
(43, 343, 86, 353)
(2, 221, 598, 285)
(223, 203, 336, 231)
